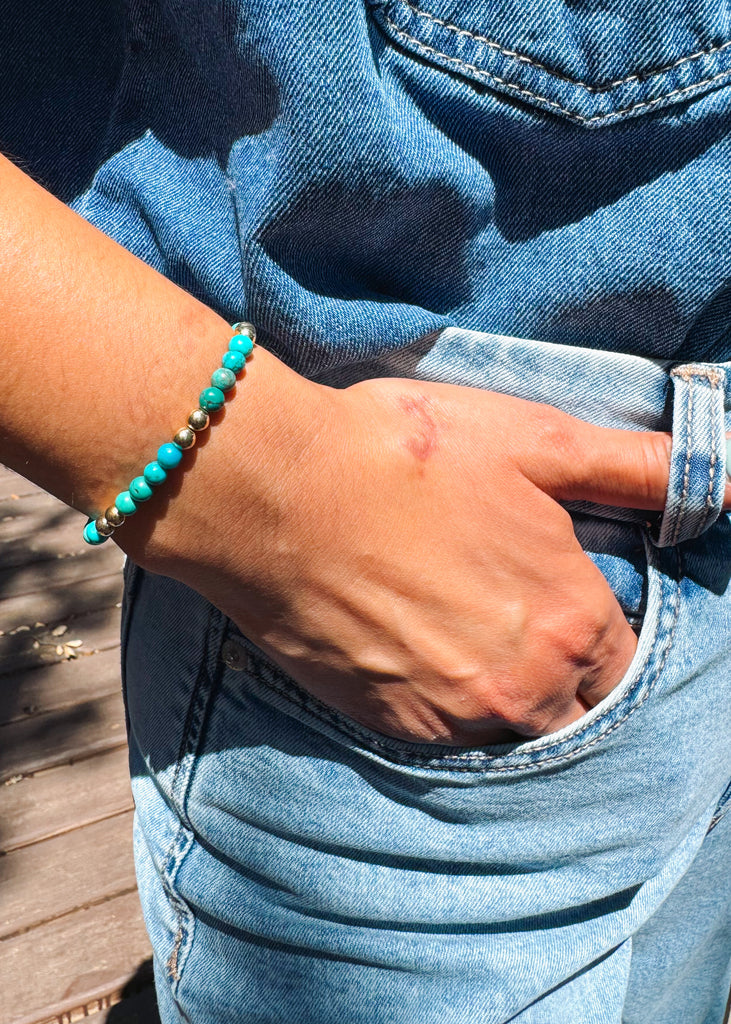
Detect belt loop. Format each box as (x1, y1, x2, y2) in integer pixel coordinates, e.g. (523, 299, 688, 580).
(654, 363, 727, 548)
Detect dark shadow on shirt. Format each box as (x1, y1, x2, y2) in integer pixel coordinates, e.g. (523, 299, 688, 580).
(0, 0, 278, 201)
(403, 59, 731, 243)
(0, 0, 126, 200)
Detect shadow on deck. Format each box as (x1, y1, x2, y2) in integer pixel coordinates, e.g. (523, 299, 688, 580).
(0, 465, 160, 1024)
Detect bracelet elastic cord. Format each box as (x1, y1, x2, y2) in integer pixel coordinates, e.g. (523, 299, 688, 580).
(83, 322, 256, 545)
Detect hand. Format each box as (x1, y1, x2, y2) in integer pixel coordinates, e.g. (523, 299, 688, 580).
(121, 370, 704, 745)
(0, 158, 685, 743)
(0, 158, 700, 743)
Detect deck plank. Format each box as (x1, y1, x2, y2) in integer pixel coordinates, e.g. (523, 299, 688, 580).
(0, 746, 133, 854)
(1, 521, 99, 571)
(0, 490, 83, 543)
(86, 982, 160, 1024)
(0, 489, 104, 572)
(0, 606, 124, 677)
(0, 467, 40, 501)
(0, 646, 123, 727)
(0, 690, 127, 784)
(0, 468, 156, 1024)
(0, 544, 124, 601)
(0, 890, 153, 1024)
(0, 570, 124, 638)
(0, 811, 136, 940)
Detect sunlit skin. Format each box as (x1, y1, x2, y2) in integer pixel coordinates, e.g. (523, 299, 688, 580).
(2, 153, 729, 744)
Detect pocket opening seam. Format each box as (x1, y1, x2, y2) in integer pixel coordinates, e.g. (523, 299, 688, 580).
(242, 555, 681, 773)
(168, 603, 227, 822)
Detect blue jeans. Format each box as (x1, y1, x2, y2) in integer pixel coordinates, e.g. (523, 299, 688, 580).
(121, 332, 731, 1023)
(12, 0, 731, 1018)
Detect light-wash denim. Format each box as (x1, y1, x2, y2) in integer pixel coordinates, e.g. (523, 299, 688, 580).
(5, 0, 731, 1020)
(122, 335, 731, 1024)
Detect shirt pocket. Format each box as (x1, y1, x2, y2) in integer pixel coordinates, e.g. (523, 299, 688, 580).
(366, 0, 731, 127)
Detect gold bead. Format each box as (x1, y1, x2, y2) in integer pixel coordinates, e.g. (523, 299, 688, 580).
(95, 516, 115, 537)
(188, 408, 210, 432)
(231, 321, 256, 342)
(173, 427, 196, 449)
(105, 505, 125, 528)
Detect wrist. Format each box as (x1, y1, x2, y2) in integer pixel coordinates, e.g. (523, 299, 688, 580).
(116, 342, 340, 616)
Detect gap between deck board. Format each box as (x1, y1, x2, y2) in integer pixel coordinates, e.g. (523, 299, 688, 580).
(0, 747, 133, 854)
(0, 810, 136, 940)
(0, 690, 127, 783)
(1, 890, 153, 1024)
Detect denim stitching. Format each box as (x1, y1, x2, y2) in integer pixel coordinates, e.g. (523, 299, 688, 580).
(706, 380, 718, 525)
(672, 375, 694, 547)
(382, 14, 731, 124)
(160, 825, 195, 987)
(397, 0, 731, 93)
(245, 555, 680, 772)
(159, 605, 222, 989)
(669, 367, 723, 540)
(169, 603, 216, 809)
(673, 366, 724, 387)
(707, 778, 731, 832)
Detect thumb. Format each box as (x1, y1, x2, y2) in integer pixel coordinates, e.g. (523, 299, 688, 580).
(518, 405, 731, 511)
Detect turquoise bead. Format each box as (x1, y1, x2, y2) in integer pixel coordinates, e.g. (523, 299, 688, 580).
(229, 334, 254, 357)
(116, 491, 137, 516)
(144, 461, 168, 486)
(157, 442, 184, 469)
(129, 476, 154, 502)
(199, 386, 225, 411)
(211, 367, 236, 392)
(222, 350, 246, 373)
(83, 520, 108, 545)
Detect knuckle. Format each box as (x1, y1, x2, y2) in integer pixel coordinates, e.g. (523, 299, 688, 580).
(529, 404, 581, 462)
(484, 670, 571, 735)
(563, 608, 614, 670)
(492, 694, 565, 737)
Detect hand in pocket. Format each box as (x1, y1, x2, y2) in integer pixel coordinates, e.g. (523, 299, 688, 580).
(128, 372, 724, 745)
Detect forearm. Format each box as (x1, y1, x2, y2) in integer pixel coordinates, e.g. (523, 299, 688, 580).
(0, 153, 318, 519)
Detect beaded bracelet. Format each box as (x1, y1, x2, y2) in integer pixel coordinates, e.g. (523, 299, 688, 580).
(83, 322, 256, 545)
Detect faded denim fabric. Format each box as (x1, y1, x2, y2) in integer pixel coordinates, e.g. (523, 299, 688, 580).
(122, 337, 731, 1024)
(4, 0, 731, 1021)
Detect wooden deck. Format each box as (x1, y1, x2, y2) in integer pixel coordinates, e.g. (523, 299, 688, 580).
(0, 466, 159, 1024)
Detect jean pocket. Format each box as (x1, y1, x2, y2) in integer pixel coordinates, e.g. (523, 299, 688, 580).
(577, 517, 648, 633)
(367, 0, 731, 127)
(227, 528, 681, 775)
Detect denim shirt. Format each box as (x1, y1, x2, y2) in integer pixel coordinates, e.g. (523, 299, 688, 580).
(54, 0, 731, 381)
